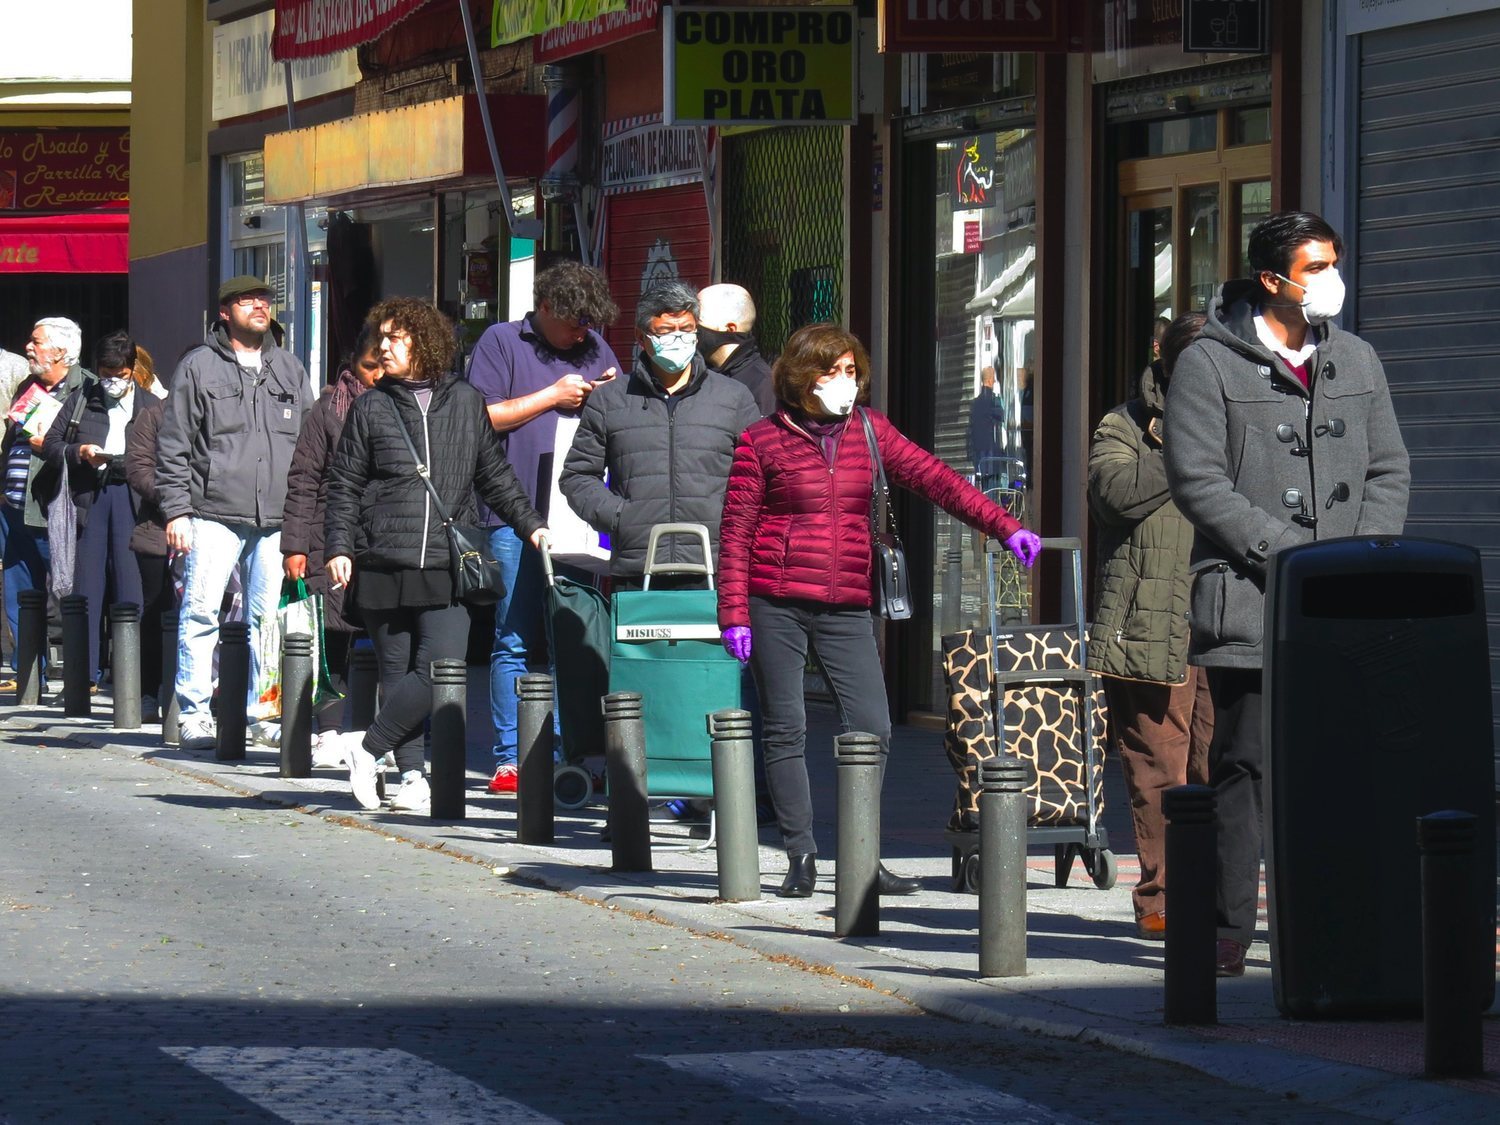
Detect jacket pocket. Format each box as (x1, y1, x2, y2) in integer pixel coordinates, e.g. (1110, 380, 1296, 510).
(1188, 561, 1264, 650)
(205, 382, 247, 436)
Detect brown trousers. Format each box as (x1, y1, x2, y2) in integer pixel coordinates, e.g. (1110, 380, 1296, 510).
(1103, 669, 1214, 919)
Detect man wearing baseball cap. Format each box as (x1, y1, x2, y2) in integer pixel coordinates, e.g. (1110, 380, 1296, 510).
(155, 276, 310, 750)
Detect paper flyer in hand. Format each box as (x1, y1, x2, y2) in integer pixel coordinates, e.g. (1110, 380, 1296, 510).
(13, 385, 63, 438)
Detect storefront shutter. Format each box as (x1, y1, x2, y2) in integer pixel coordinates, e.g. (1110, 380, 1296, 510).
(602, 183, 713, 362)
(1356, 8, 1500, 779)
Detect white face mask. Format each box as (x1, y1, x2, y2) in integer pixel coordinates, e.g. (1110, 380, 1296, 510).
(1277, 267, 1345, 326)
(100, 377, 133, 399)
(646, 331, 697, 376)
(812, 374, 858, 416)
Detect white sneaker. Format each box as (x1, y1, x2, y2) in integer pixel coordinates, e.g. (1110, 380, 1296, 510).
(179, 715, 217, 751)
(389, 772, 430, 814)
(345, 732, 381, 810)
(311, 730, 346, 770)
(248, 719, 281, 747)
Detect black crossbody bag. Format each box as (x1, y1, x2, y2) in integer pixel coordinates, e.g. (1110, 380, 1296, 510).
(858, 408, 912, 621)
(382, 396, 505, 607)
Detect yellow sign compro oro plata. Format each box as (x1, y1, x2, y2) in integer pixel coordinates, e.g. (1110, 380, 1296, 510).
(664, 5, 857, 127)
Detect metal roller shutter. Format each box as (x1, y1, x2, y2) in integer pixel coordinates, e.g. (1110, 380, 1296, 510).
(1356, 8, 1500, 780)
(602, 184, 714, 362)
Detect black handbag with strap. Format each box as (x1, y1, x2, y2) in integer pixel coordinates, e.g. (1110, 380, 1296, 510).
(381, 394, 505, 607)
(858, 408, 912, 621)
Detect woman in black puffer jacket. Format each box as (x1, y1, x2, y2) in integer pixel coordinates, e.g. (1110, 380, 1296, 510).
(325, 298, 547, 814)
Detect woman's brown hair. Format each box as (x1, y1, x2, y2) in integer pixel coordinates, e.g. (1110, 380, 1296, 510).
(367, 296, 457, 381)
(772, 323, 872, 416)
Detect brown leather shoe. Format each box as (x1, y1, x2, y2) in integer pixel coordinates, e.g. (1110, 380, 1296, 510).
(1136, 910, 1166, 940)
(1215, 938, 1247, 978)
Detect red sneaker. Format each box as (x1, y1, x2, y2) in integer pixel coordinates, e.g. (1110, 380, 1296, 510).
(488, 763, 518, 793)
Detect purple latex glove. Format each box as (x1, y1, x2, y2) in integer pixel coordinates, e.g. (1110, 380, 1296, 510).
(1004, 529, 1042, 568)
(722, 625, 753, 664)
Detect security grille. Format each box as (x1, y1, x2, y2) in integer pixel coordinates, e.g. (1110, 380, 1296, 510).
(721, 126, 845, 357)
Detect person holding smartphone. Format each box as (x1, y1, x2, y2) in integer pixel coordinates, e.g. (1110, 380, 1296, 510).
(42, 330, 150, 691)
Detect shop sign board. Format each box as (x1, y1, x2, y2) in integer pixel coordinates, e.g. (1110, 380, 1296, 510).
(491, 0, 628, 48)
(1182, 0, 1265, 53)
(0, 128, 129, 213)
(878, 0, 1082, 54)
(664, 5, 856, 127)
(952, 135, 997, 209)
(1343, 0, 1500, 35)
(535, 0, 659, 62)
(214, 10, 361, 121)
(272, 0, 433, 61)
(601, 113, 704, 195)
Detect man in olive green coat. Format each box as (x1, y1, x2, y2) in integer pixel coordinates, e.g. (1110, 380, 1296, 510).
(1088, 313, 1213, 940)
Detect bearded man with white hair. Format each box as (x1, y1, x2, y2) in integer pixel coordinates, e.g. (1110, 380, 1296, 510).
(1, 317, 89, 681)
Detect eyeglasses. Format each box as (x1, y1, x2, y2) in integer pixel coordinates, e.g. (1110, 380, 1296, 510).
(233, 295, 272, 309)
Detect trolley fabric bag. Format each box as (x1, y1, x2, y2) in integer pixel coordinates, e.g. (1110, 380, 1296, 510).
(608, 524, 743, 801)
(542, 545, 611, 765)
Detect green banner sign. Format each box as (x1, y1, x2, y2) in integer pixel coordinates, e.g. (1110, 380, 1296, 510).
(665, 5, 856, 127)
(491, 0, 626, 48)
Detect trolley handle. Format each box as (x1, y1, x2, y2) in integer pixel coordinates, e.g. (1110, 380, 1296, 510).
(540, 539, 556, 589)
(643, 522, 715, 591)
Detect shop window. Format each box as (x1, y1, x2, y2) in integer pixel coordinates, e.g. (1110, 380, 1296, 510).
(1236, 180, 1272, 274)
(1121, 112, 1217, 158)
(230, 153, 265, 209)
(1231, 107, 1272, 147)
(900, 53, 1035, 115)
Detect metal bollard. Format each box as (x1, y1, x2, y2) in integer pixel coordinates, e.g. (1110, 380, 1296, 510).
(60, 594, 91, 717)
(348, 641, 379, 730)
(279, 633, 314, 778)
(216, 621, 250, 761)
(15, 588, 46, 706)
(834, 731, 883, 938)
(1418, 810, 1484, 1077)
(1163, 784, 1218, 1026)
(941, 546, 964, 636)
(160, 609, 180, 745)
(978, 757, 1028, 977)
(710, 708, 760, 902)
(429, 658, 467, 820)
(515, 673, 555, 844)
(603, 691, 651, 872)
(109, 602, 142, 730)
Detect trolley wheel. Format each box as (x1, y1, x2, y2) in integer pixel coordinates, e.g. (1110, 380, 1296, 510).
(553, 764, 594, 811)
(1089, 848, 1119, 891)
(961, 852, 982, 896)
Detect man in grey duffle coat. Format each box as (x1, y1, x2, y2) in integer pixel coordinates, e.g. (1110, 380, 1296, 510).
(1163, 210, 1410, 979)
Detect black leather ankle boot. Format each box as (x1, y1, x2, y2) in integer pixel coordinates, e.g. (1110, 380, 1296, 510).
(877, 863, 920, 896)
(778, 853, 817, 898)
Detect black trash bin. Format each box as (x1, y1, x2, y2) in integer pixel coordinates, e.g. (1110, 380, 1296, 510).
(1264, 536, 1496, 1018)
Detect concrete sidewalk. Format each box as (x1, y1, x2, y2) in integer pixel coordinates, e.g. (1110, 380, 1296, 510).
(7, 679, 1498, 1121)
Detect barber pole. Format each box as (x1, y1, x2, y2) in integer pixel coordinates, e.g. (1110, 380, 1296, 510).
(542, 64, 592, 261)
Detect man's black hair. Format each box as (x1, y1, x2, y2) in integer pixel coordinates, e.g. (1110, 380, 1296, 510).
(94, 329, 136, 373)
(1246, 211, 1344, 280)
(533, 260, 619, 327)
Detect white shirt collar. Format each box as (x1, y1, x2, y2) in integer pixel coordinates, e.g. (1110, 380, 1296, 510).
(1253, 313, 1317, 368)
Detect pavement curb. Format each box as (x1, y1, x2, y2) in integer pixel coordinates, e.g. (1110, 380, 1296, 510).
(18, 711, 1499, 1121)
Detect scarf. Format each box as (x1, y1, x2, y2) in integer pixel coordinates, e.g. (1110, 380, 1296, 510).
(328, 365, 371, 422)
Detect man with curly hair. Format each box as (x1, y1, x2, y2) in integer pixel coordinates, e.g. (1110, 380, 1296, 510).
(466, 259, 621, 793)
(157, 276, 310, 750)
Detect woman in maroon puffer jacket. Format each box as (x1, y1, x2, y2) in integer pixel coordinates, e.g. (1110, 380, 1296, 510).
(718, 323, 1042, 898)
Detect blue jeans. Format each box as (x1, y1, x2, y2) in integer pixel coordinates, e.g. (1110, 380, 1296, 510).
(175, 519, 282, 722)
(3, 503, 50, 673)
(488, 525, 561, 765)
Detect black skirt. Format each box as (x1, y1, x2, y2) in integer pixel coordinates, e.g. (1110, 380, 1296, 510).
(354, 565, 454, 611)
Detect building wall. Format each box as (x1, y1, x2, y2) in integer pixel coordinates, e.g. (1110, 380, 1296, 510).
(130, 0, 213, 362)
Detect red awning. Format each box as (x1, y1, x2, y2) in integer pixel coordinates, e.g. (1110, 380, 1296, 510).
(0, 210, 128, 274)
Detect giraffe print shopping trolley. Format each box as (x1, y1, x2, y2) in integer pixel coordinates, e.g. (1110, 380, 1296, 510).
(940, 537, 1117, 894)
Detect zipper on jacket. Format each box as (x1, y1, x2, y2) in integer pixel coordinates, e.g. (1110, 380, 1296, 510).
(1300, 395, 1318, 537)
(416, 394, 433, 569)
(667, 407, 677, 565)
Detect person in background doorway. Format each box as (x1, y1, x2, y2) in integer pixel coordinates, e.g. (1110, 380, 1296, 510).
(282, 321, 381, 751)
(1164, 210, 1410, 978)
(1087, 312, 1213, 941)
(465, 261, 620, 795)
(324, 298, 548, 816)
(696, 282, 776, 417)
(43, 330, 149, 693)
(155, 276, 310, 751)
(717, 323, 1042, 898)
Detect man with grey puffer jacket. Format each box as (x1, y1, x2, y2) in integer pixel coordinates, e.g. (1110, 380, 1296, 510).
(1163, 211, 1409, 979)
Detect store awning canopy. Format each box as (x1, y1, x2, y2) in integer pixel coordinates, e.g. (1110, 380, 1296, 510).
(263, 94, 544, 206)
(0, 210, 128, 274)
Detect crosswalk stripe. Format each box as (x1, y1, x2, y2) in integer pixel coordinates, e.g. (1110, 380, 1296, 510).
(640, 1047, 1081, 1124)
(160, 1046, 560, 1124)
